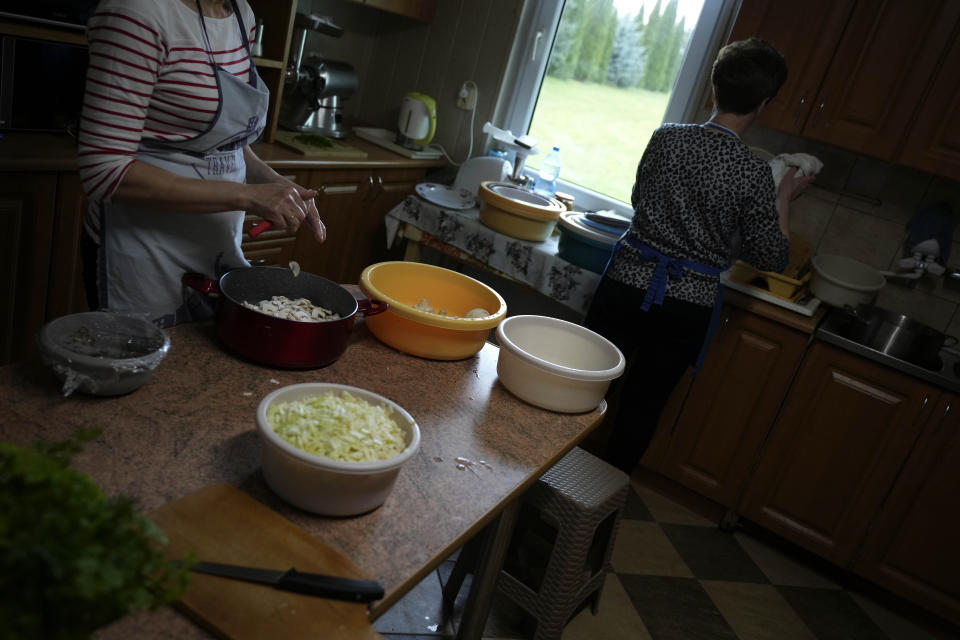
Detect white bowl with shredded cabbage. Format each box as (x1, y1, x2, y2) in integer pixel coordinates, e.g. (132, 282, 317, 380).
(256, 383, 421, 516)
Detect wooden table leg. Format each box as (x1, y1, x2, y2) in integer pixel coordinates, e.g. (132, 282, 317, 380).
(455, 500, 521, 640)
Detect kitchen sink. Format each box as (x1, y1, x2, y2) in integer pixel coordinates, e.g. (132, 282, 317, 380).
(817, 307, 960, 393)
(824, 309, 941, 370)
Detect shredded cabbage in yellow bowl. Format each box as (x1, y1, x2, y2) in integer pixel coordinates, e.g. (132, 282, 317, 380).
(266, 391, 406, 462)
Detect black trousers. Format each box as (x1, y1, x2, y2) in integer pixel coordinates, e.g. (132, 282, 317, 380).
(584, 276, 712, 473)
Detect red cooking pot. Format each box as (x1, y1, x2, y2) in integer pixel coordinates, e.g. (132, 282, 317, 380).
(182, 267, 387, 369)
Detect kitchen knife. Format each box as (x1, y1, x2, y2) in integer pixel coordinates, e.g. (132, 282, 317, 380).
(190, 561, 384, 603)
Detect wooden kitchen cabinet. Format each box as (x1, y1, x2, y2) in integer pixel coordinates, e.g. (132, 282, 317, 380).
(0, 174, 57, 365)
(728, 0, 960, 168)
(357, 0, 438, 22)
(853, 393, 960, 626)
(897, 22, 960, 180)
(657, 306, 808, 508)
(46, 173, 91, 320)
(739, 341, 938, 566)
(0, 170, 92, 366)
(725, 0, 855, 135)
(800, 0, 960, 161)
(296, 167, 420, 285)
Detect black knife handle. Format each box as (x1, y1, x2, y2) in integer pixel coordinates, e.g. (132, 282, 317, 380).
(276, 569, 385, 603)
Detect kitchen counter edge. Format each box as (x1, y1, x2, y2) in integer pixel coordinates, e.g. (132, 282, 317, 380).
(0, 132, 448, 172)
(722, 288, 825, 334)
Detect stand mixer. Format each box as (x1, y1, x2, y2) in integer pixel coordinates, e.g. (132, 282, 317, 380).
(278, 13, 358, 139)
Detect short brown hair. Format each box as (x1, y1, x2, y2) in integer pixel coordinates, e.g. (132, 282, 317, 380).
(711, 38, 787, 115)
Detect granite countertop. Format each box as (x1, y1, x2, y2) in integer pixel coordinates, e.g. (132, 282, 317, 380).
(0, 318, 603, 638)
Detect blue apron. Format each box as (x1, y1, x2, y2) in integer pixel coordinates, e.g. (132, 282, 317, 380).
(603, 235, 725, 374)
(97, 0, 269, 327)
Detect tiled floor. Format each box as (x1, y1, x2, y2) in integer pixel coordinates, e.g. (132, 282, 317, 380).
(373, 475, 957, 640)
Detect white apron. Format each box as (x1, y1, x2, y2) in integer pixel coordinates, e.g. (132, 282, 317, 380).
(97, 0, 269, 328)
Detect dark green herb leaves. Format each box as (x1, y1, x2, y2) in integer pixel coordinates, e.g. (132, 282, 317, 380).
(0, 428, 192, 639)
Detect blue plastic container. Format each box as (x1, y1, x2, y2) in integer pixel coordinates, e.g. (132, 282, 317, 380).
(556, 211, 621, 273)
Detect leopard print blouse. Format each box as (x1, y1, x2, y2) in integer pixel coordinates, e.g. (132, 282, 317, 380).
(606, 123, 788, 307)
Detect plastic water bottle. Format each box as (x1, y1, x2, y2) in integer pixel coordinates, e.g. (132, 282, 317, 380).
(533, 146, 561, 197)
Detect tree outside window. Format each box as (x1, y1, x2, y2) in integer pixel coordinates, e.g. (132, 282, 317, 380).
(524, 0, 703, 204)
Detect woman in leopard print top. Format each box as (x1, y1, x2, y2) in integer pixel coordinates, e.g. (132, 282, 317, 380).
(584, 38, 814, 474)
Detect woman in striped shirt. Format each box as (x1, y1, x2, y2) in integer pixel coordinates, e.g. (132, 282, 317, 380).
(78, 0, 326, 327)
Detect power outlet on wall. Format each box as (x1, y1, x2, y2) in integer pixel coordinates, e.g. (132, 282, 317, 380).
(456, 82, 477, 111)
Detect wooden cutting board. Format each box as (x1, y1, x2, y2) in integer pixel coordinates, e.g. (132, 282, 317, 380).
(151, 484, 383, 640)
(274, 130, 368, 159)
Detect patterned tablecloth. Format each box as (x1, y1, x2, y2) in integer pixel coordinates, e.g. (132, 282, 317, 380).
(384, 195, 604, 314)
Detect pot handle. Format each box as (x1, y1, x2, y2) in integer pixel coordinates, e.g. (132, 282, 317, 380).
(357, 298, 388, 317)
(182, 272, 220, 296)
(248, 220, 273, 238)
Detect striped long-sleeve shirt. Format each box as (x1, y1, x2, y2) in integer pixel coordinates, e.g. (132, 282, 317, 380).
(78, 0, 256, 210)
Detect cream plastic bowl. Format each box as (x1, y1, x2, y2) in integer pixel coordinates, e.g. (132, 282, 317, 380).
(256, 383, 421, 516)
(477, 181, 565, 242)
(495, 315, 625, 413)
(810, 254, 886, 308)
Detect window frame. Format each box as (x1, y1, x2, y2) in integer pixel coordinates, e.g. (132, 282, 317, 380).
(491, 0, 742, 216)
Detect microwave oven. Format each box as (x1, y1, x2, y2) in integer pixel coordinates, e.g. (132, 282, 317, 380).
(0, 35, 88, 132)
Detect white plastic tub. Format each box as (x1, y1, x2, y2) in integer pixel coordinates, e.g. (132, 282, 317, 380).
(810, 254, 885, 308)
(495, 315, 625, 413)
(256, 383, 421, 516)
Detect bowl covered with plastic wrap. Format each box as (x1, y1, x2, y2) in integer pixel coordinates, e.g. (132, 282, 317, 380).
(256, 382, 421, 516)
(36, 311, 170, 397)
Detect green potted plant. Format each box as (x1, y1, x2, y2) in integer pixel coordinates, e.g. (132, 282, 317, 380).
(0, 428, 192, 639)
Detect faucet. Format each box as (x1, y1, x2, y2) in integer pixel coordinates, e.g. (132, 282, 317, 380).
(880, 238, 946, 280)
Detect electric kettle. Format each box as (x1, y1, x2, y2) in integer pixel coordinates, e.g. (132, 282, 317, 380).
(397, 92, 436, 149)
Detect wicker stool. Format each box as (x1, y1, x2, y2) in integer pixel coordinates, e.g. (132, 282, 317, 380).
(445, 447, 629, 640)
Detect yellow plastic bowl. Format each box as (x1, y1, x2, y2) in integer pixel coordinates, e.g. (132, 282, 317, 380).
(477, 181, 564, 242)
(359, 262, 507, 360)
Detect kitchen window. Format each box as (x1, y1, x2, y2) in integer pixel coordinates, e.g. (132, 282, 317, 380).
(494, 0, 739, 216)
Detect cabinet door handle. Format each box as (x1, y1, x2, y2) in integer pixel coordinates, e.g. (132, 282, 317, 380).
(375, 175, 384, 199)
(921, 395, 929, 411)
(793, 93, 807, 124)
(931, 402, 953, 435)
(250, 258, 268, 266)
(365, 175, 375, 201)
(810, 99, 826, 128)
(716, 314, 731, 339)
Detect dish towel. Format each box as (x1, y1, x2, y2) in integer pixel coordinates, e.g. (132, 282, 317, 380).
(769, 153, 824, 188)
(907, 202, 955, 262)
